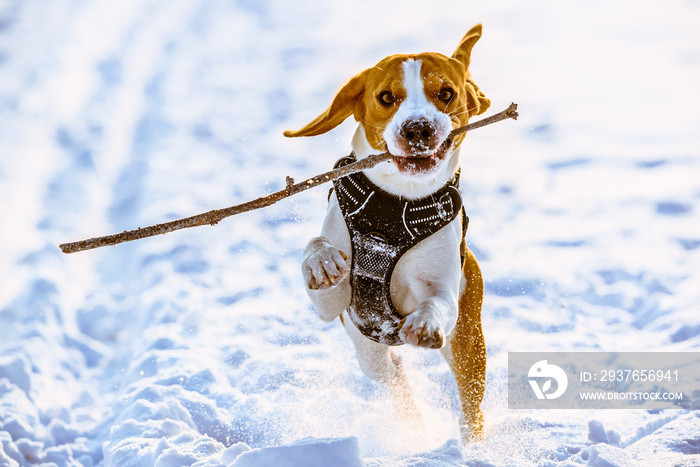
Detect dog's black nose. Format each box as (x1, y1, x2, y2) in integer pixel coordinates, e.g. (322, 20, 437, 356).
(400, 119, 435, 148)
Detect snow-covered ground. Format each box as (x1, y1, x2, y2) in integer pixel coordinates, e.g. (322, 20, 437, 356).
(1, 0, 699, 465)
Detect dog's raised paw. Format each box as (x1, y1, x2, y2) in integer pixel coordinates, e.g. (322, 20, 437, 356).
(399, 310, 445, 349)
(302, 240, 349, 290)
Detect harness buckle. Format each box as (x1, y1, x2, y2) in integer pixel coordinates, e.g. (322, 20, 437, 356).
(437, 192, 454, 221)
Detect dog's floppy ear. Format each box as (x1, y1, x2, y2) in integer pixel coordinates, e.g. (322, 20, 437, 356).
(453, 24, 490, 117)
(452, 23, 483, 70)
(284, 69, 369, 137)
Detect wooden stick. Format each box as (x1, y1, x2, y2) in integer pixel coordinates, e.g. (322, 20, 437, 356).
(59, 103, 518, 254)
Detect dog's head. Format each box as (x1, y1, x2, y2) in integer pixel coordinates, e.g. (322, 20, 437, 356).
(285, 24, 490, 197)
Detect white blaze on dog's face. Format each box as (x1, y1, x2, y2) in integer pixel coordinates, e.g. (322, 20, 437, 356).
(285, 24, 490, 198)
(382, 59, 454, 175)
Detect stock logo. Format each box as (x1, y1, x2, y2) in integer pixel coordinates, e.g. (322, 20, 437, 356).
(528, 360, 568, 400)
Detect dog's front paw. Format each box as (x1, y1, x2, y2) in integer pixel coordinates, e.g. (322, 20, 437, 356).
(399, 308, 445, 349)
(302, 238, 349, 290)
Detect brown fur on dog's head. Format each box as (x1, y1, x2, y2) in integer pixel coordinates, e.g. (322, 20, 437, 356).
(284, 24, 490, 153)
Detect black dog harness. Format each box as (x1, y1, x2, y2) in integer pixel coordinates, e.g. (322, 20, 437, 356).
(332, 154, 466, 346)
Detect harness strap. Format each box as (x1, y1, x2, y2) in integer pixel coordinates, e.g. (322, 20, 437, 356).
(333, 154, 465, 345)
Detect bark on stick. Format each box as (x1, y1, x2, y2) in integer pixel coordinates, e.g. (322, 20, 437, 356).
(59, 103, 517, 254)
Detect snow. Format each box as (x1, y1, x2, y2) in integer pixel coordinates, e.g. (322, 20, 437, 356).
(1, 0, 699, 466)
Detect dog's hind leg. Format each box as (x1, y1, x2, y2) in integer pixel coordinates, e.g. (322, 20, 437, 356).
(386, 351, 426, 430)
(342, 312, 424, 429)
(441, 247, 486, 442)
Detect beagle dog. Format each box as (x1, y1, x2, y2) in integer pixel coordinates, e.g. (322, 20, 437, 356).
(285, 24, 490, 441)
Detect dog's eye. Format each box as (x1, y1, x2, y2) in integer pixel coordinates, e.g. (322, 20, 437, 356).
(378, 91, 396, 106)
(438, 87, 455, 103)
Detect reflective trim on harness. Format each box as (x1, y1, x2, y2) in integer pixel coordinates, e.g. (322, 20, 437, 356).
(332, 154, 466, 345)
